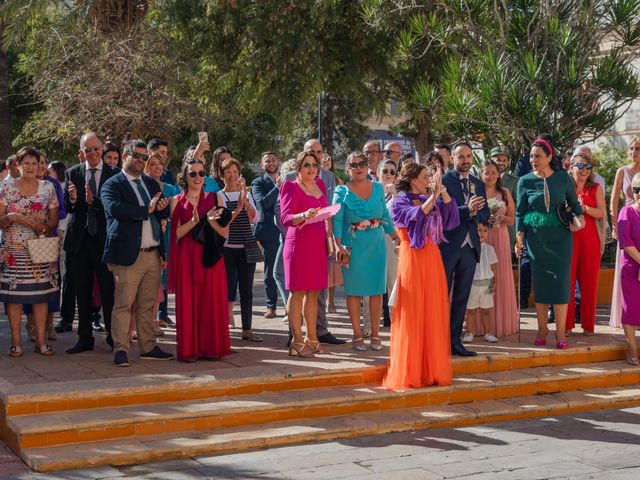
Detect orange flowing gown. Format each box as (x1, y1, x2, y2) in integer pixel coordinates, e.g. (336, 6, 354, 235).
(383, 193, 458, 390)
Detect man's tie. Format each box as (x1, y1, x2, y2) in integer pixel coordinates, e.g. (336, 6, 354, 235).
(461, 177, 469, 202)
(86, 168, 98, 236)
(133, 178, 161, 242)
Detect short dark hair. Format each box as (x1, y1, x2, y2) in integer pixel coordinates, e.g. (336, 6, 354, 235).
(477, 220, 491, 229)
(102, 142, 122, 163)
(15, 146, 41, 164)
(122, 139, 147, 156)
(147, 138, 168, 151)
(178, 158, 205, 191)
(452, 140, 473, 152)
(435, 143, 451, 154)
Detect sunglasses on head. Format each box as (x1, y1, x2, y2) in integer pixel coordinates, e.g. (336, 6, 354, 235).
(633, 187, 640, 195)
(130, 152, 149, 161)
(385, 149, 400, 156)
(83, 145, 102, 154)
(188, 171, 206, 178)
(348, 160, 367, 169)
(573, 163, 593, 170)
(381, 168, 396, 176)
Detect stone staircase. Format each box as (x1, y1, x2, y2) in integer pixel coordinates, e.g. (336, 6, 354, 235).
(1, 342, 639, 472)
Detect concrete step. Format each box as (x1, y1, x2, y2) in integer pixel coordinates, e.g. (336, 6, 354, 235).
(21, 383, 640, 472)
(8, 360, 639, 450)
(2, 342, 628, 417)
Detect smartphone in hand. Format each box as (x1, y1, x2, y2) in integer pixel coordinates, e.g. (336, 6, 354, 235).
(198, 132, 208, 144)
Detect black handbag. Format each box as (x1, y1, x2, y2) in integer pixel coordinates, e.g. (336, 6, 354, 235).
(556, 202, 574, 229)
(245, 239, 264, 263)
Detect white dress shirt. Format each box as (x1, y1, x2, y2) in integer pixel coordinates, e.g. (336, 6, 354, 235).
(84, 160, 104, 192)
(123, 171, 159, 249)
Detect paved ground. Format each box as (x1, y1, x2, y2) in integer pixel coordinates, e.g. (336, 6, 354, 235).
(1, 405, 639, 479)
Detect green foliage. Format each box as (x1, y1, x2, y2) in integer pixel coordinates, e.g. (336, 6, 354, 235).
(593, 141, 629, 199)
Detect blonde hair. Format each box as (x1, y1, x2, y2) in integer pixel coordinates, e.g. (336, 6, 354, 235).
(143, 153, 165, 175)
(631, 172, 640, 188)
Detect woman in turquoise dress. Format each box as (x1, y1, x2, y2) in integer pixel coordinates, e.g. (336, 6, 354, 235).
(515, 139, 584, 349)
(333, 152, 400, 352)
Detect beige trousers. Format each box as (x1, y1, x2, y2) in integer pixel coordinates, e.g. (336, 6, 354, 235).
(109, 250, 161, 354)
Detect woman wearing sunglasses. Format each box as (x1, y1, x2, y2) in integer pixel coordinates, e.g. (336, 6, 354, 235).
(616, 172, 640, 365)
(566, 149, 605, 336)
(379, 159, 399, 326)
(167, 159, 230, 361)
(280, 151, 329, 357)
(333, 152, 399, 352)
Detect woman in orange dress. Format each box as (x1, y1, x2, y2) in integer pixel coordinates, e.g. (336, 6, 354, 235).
(383, 163, 459, 389)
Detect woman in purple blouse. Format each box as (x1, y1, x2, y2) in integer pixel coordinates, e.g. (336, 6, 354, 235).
(383, 163, 459, 389)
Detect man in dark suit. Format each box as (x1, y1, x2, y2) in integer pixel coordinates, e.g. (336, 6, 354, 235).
(251, 151, 281, 318)
(64, 132, 119, 353)
(440, 141, 490, 356)
(101, 139, 174, 366)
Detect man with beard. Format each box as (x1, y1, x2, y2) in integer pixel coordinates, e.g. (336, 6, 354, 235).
(251, 151, 282, 318)
(440, 141, 490, 356)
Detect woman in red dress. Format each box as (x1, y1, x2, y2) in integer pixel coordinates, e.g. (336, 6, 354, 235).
(167, 159, 231, 361)
(566, 149, 606, 335)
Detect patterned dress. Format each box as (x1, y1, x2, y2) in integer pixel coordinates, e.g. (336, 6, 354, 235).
(0, 181, 59, 304)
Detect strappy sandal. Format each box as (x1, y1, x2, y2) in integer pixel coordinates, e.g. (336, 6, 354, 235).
(370, 336, 383, 351)
(352, 338, 367, 351)
(627, 350, 639, 366)
(242, 331, 263, 342)
(288, 341, 315, 358)
(9, 345, 23, 357)
(306, 339, 327, 354)
(35, 344, 54, 356)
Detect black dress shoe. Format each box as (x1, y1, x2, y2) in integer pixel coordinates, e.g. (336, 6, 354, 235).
(140, 346, 175, 360)
(318, 332, 346, 345)
(452, 345, 477, 357)
(114, 350, 129, 367)
(66, 341, 94, 354)
(54, 320, 72, 333)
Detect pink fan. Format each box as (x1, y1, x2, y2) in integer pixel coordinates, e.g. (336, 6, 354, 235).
(297, 204, 341, 228)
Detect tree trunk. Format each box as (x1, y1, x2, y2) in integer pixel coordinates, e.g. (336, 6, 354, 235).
(0, 23, 12, 157)
(414, 115, 433, 161)
(322, 96, 335, 153)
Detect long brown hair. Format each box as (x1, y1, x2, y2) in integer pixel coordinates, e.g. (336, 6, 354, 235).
(481, 159, 509, 208)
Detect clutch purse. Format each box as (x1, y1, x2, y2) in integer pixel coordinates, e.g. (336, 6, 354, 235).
(556, 203, 584, 229)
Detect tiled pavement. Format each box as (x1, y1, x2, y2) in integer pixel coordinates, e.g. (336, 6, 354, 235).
(5, 405, 640, 479)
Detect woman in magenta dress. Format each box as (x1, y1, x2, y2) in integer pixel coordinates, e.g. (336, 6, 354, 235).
(280, 151, 329, 358)
(167, 159, 230, 362)
(616, 171, 640, 365)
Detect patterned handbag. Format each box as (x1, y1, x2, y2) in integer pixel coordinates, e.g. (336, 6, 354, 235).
(27, 235, 60, 264)
(244, 239, 264, 263)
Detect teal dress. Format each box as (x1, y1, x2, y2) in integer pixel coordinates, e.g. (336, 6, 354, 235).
(332, 181, 395, 296)
(161, 182, 179, 288)
(515, 170, 582, 304)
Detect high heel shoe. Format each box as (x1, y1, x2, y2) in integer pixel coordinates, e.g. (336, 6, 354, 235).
(289, 341, 315, 358)
(534, 338, 546, 346)
(370, 336, 383, 351)
(626, 350, 639, 366)
(556, 341, 568, 350)
(352, 338, 368, 351)
(306, 339, 327, 354)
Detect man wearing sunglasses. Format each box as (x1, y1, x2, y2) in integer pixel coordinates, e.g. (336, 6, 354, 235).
(63, 132, 120, 354)
(383, 142, 403, 165)
(101, 140, 173, 366)
(363, 140, 382, 180)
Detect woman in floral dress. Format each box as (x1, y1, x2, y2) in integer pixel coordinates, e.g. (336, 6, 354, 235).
(0, 147, 59, 357)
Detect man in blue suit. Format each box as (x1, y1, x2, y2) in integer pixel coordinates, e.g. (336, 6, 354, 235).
(440, 141, 490, 356)
(251, 151, 282, 318)
(101, 140, 174, 367)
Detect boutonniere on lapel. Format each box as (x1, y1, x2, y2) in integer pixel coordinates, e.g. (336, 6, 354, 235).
(469, 182, 476, 196)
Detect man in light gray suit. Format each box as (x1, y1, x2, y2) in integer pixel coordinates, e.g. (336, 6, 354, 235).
(284, 139, 345, 345)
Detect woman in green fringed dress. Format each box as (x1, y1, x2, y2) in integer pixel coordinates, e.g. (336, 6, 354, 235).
(515, 139, 583, 349)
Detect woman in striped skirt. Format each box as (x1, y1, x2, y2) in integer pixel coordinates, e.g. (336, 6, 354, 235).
(0, 147, 60, 357)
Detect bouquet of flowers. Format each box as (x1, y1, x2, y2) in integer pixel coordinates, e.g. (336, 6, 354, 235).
(487, 198, 505, 228)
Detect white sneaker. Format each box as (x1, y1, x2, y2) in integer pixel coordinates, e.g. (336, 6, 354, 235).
(462, 333, 474, 343)
(484, 333, 498, 343)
